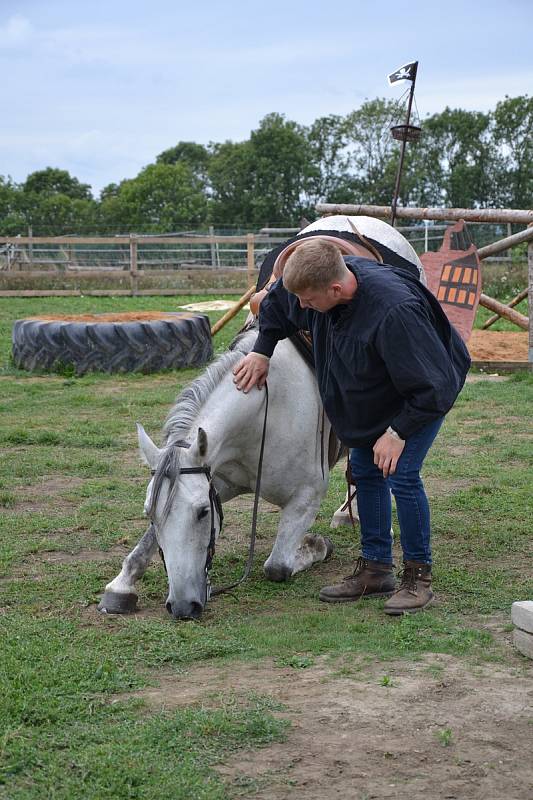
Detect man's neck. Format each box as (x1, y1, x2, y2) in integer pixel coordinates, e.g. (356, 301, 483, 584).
(336, 272, 358, 304)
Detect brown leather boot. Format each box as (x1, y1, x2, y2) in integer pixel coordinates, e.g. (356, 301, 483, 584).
(319, 557, 396, 603)
(384, 561, 434, 616)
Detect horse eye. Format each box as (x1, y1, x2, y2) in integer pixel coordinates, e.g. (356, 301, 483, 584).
(197, 506, 209, 521)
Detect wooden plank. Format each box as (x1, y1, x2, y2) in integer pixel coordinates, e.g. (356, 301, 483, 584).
(471, 361, 532, 373)
(211, 286, 256, 336)
(478, 293, 529, 330)
(0, 290, 83, 297)
(477, 226, 533, 259)
(529, 240, 533, 364)
(482, 288, 528, 329)
(129, 236, 138, 295)
(0, 237, 131, 245)
(0, 235, 283, 247)
(315, 203, 533, 225)
(0, 268, 252, 279)
(0, 269, 126, 278)
(0, 288, 246, 298)
(247, 233, 255, 288)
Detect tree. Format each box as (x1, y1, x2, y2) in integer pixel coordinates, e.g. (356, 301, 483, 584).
(23, 167, 92, 200)
(411, 108, 497, 208)
(305, 114, 350, 204)
(0, 177, 27, 234)
(209, 114, 315, 225)
(156, 141, 211, 183)
(249, 113, 314, 224)
(343, 99, 401, 205)
(99, 162, 208, 232)
(492, 95, 532, 208)
(208, 140, 256, 224)
(24, 194, 98, 235)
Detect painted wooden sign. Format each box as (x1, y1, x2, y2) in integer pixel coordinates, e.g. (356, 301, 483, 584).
(420, 220, 482, 342)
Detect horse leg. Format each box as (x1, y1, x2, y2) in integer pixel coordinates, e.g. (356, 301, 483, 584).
(330, 484, 360, 528)
(98, 524, 158, 614)
(264, 492, 332, 582)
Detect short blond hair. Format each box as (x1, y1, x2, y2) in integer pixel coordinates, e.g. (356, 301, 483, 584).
(282, 238, 346, 293)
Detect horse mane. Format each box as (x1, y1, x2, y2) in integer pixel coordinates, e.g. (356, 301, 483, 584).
(163, 328, 255, 446)
(146, 329, 255, 524)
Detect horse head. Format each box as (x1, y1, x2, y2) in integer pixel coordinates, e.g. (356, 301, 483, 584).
(137, 423, 221, 620)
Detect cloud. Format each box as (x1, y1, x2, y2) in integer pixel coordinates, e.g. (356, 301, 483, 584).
(416, 72, 533, 114)
(0, 12, 167, 66)
(0, 14, 33, 47)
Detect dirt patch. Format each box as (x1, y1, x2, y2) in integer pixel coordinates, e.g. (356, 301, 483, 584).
(444, 445, 471, 457)
(424, 477, 473, 498)
(468, 330, 528, 362)
(465, 374, 509, 383)
(23, 544, 131, 566)
(25, 311, 199, 323)
(16, 476, 84, 512)
(4, 544, 133, 581)
(130, 652, 532, 799)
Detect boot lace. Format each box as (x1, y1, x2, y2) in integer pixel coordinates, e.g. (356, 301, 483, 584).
(345, 556, 367, 581)
(398, 564, 419, 595)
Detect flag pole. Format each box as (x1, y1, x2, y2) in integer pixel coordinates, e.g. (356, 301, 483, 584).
(390, 62, 418, 227)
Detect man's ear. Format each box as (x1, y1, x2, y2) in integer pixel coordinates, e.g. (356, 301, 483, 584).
(330, 282, 343, 297)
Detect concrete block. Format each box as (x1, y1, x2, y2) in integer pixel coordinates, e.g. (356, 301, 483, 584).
(511, 600, 533, 634)
(513, 628, 533, 660)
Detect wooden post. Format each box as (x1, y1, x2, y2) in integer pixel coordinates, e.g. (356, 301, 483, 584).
(482, 289, 528, 329)
(478, 293, 528, 330)
(211, 285, 256, 336)
(529, 238, 533, 365)
(247, 233, 255, 288)
(28, 226, 33, 269)
(476, 226, 533, 260)
(129, 235, 138, 296)
(315, 203, 533, 225)
(209, 225, 216, 268)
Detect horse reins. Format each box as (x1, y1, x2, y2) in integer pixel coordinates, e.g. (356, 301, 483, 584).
(153, 383, 269, 604)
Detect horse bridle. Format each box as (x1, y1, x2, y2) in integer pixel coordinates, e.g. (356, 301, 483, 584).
(149, 459, 224, 605)
(150, 383, 269, 605)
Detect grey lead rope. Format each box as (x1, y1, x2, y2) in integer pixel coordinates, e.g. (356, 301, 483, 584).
(211, 382, 269, 596)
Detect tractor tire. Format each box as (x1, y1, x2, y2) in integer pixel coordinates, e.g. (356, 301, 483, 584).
(12, 311, 213, 375)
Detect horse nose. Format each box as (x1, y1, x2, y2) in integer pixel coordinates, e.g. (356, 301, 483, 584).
(166, 599, 203, 620)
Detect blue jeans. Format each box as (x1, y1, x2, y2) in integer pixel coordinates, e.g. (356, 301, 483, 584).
(349, 418, 444, 565)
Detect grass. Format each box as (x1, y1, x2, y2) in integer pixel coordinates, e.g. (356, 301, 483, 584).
(0, 294, 532, 798)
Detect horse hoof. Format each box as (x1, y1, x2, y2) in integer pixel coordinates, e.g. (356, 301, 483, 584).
(264, 564, 292, 582)
(97, 591, 138, 614)
(323, 536, 334, 561)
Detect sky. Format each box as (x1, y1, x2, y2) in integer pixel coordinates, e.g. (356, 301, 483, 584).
(1, 0, 532, 196)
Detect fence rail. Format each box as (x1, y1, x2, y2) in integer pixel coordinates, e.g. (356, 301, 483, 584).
(0, 222, 519, 282)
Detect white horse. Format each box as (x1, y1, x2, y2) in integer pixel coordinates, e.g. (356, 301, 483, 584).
(98, 216, 424, 620)
(99, 329, 335, 619)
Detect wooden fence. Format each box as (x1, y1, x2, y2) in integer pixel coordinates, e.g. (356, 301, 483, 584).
(0, 234, 263, 288)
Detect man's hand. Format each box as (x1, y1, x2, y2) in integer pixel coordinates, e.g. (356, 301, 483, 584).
(233, 353, 270, 393)
(373, 430, 405, 478)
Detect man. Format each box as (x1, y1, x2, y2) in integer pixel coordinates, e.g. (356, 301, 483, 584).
(233, 238, 470, 615)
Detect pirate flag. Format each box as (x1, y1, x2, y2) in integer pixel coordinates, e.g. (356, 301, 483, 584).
(388, 61, 418, 84)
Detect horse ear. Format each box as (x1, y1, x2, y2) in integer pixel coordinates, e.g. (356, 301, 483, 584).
(136, 423, 162, 469)
(197, 427, 208, 459)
